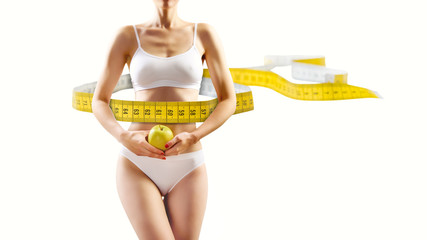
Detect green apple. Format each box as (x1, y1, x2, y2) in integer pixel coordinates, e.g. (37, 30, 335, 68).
(148, 125, 174, 151)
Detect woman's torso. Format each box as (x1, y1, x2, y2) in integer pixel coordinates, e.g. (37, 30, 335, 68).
(126, 22, 205, 153)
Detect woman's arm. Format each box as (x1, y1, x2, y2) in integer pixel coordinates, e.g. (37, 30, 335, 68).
(92, 25, 165, 158)
(191, 23, 237, 143)
(91, 25, 131, 142)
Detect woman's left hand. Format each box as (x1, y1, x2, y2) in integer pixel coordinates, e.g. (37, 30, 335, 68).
(164, 132, 198, 156)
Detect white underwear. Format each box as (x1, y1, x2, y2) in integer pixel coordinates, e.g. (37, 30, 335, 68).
(119, 145, 205, 196)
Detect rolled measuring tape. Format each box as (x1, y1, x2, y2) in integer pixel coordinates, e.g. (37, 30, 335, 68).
(72, 55, 381, 123)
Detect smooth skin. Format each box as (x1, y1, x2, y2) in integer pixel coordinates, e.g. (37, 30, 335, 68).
(91, 0, 236, 239)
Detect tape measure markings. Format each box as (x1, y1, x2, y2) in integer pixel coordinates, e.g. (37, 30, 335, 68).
(72, 55, 380, 123)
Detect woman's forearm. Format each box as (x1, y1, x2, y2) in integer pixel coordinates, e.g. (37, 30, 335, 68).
(92, 100, 127, 143)
(190, 98, 236, 142)
(91, 96, 235, 144)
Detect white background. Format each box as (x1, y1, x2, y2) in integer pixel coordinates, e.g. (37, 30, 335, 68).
(1, 0, 426, 239)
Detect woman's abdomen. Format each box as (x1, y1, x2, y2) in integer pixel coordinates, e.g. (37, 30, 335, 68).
(130, 86, 203, 153)
(128, 122, 202, 154)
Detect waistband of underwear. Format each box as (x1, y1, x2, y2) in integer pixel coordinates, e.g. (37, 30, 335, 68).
(120, 144, 204, 161)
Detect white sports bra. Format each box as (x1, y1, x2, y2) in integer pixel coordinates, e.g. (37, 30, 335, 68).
(129, 23, 203, 91)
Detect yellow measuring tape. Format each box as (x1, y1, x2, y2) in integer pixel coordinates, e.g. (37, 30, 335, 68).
(72, 55, 380, 123)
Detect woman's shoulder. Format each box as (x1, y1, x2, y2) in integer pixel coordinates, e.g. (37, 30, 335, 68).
(196, 22, 215, 33)
(112, 24, 137, 40)
(196, 22, 222, 46)
(195, 22, 220, 41)
(103, 25, 138, 55)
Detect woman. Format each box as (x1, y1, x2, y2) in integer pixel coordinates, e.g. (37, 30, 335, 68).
(91, 0, 236, 238)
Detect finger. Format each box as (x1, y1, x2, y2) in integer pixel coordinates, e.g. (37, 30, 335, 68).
(148, 148, 166, 159)
(142, 147, 166, 159)
(141, 141, 165, 156)
(164, 143, 181, 156)
(164, 148, 178, 156)
(134, 148, 164, 159)
(165, 135, 180, 149)
(146, 152, 166, 160)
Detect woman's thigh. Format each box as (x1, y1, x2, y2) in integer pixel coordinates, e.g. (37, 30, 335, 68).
(164, 162, 208, 240)
(116, 155, 174, 240)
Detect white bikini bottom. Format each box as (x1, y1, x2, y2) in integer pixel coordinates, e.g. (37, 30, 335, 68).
(119, 145, 205, 196)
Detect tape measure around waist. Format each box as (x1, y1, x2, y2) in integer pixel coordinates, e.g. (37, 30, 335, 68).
(72, 55, 381, 123)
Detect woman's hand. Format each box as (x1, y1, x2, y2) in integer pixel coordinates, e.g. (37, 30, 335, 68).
(119, 130, 166, 159)
(164, 132, 198, 156)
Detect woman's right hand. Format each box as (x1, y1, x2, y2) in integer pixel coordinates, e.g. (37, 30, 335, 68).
(119, 130, 166, 160)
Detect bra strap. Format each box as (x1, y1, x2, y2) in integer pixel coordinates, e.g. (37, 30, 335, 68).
(132, 25, 141, 47)
(193, 23, 198, 46)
